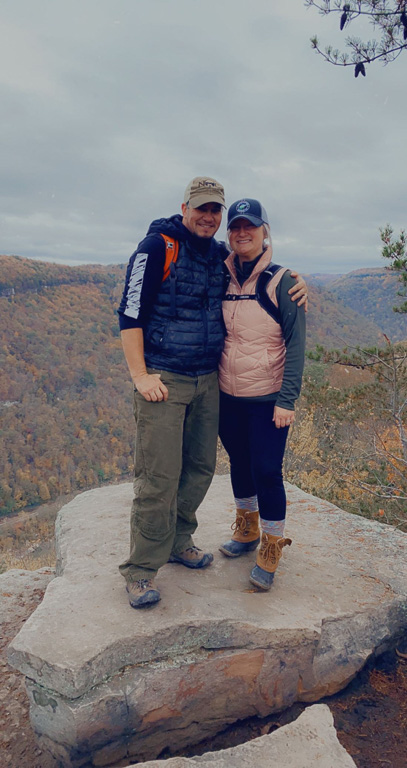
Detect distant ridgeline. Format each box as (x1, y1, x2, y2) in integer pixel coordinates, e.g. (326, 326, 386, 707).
(0, 255, 404, 516)
(0, 254, 121, 297)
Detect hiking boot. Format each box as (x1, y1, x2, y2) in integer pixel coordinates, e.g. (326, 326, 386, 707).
(168, 546, 213, 569)
(219, 509, 260, 558)
(126, 579, 161, 608)
(249, 532, 292, 591)
(249, 565, 275, 590)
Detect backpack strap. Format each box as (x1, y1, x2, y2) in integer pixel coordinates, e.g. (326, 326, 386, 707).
(223, 262, 284, 325)
(160, 235, 179, 282)
(159, 234, 179, 317)
(255, 264, 284, 324)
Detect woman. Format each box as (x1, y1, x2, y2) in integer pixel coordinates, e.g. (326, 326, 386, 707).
(218, 198, 306, 590)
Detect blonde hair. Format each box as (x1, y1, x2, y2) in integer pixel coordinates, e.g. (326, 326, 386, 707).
(262, 223, 271, 248)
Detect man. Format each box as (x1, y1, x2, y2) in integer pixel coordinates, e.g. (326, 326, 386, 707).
(118, 177, 306, 609)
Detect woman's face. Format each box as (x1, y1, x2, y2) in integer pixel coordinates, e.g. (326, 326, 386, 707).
(228, 218, 264, 262)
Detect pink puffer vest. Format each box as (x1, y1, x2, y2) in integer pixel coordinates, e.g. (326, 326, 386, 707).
(219, 248, 288, 397)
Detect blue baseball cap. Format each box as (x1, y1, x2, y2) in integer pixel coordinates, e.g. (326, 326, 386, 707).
(227, 199, 269, 228)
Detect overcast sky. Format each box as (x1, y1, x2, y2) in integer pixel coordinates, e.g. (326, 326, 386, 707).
(1, 0, 405, 273)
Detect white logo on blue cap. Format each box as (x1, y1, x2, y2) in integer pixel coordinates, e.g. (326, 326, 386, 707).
(236, 200, 250, 213)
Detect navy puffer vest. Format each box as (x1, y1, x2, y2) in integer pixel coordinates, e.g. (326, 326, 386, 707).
(144, 238, 225, 376)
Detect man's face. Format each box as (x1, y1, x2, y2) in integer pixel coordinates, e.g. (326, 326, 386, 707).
(181, 202, 223, 239)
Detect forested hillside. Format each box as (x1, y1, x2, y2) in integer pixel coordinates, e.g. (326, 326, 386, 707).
(0, 256, 130, 515)
(0, 255, 402, 516)
(312, 268, 406, 342)
(305, 283, 382, 348)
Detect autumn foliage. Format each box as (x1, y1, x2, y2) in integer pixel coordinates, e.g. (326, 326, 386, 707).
(1, 254, 406, 528)
(286, 342, 407, 530)
(0, 256, 132, 514)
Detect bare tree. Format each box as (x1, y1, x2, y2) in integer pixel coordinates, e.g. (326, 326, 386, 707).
(305, 1, 407, 76)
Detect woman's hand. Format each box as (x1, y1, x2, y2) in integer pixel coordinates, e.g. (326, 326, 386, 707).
(288, 271, 308, 312)
(134, 373, 169, 402)
(273, 406, 295, 429)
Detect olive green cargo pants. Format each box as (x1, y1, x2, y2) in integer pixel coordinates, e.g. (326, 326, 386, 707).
(119, 369, 219, 582)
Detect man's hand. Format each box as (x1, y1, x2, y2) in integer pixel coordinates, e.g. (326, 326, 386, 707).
(134, 372, 168, 402)
(289, 271, 308, 312)
(121, 329, 168, 402)
(273, 405, 295, 429)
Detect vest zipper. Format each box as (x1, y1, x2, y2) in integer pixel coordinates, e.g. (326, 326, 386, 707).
(202, 266, 209, 352)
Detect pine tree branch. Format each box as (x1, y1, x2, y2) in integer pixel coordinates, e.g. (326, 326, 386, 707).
(307, 0, 407, 73)
(311, 40, 407, 65)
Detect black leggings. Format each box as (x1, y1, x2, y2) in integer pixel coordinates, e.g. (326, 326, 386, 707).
(219, 393, 289, 522)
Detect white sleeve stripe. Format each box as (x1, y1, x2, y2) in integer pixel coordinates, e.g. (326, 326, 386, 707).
(124, 252, 149, 319)
(123, 306, 141, 320)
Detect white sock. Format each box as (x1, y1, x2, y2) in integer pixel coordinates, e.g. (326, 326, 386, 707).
(235, 495, 258, 512)
(260, 518, 285, 536)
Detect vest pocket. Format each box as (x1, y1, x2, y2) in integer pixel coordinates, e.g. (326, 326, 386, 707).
(261, 348, 272, 374)
(145, 326, 167, 350)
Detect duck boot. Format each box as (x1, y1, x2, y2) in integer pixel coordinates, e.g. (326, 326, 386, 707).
(219, 509, 260, 558)
(250, 532, 292, 590)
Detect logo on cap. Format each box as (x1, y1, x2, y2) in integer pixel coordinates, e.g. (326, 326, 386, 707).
(184, 176, 225, 207)
(236, 200, 250, 213)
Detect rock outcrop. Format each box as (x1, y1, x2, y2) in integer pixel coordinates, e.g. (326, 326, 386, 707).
(126, 704, 357, 768)
(7, 476, 407, 767)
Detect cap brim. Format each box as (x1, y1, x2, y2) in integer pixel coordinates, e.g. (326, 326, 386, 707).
(227, 214, 263, 228)
(189, 193, 226, 208)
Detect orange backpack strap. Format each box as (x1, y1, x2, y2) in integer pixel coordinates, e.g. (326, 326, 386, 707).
(160, 234, 179, 281)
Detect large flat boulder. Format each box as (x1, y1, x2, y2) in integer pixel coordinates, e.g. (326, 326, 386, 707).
(127, 704, 357, 768)
(8, 476, 407, 768)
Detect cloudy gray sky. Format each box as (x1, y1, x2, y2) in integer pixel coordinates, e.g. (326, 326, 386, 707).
(1, 0, 405, 273)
